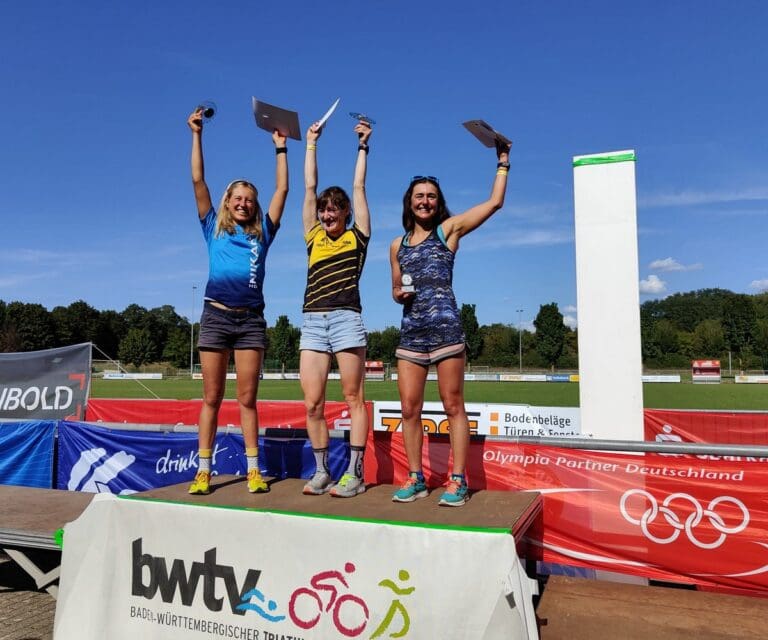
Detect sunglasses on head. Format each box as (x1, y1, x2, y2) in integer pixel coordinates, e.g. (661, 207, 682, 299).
(410, 175, 439, 185)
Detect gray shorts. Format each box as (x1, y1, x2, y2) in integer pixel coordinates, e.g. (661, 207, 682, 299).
(198, 302, 267, 350)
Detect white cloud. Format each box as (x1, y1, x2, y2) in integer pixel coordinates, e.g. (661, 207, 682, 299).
(639, 274, 667, 295)
(468, 228, 573, 250)
(648, 257, 703, 272)
(563, 314, 577, 329)
(641, 187, 768, 208)
(563, 304, 577, 313)
(749, 279, 768, 292)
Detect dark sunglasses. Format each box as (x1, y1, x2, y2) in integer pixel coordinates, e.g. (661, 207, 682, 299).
(410, 175, 439, 185)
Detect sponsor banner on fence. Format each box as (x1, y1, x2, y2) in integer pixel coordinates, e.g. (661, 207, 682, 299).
(641, 375, 681, 383)
(103, 372, 163, 380)
(55, 494, 535, 640)
(735, 375, 768, 384)
(644, 409, 768, 445)
(57, 421, 349, 494)
(0, 421, 56, 488)
(373, 401, 583, 437)
(85, 399, 358, 430)
(366, 432, 768, 594)
(0, 343, 90, 420)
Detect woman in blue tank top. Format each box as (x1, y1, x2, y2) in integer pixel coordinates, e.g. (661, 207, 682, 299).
(390, 141, 511, 506)
(186, 107, 288, 497)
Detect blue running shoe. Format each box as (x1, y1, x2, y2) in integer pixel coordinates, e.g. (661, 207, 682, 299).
(392, 475, 428, 503)
(439, 477, 468, 507)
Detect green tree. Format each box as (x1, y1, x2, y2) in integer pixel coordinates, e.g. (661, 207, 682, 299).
(51, 300, 101, 346)
(652, 319, 679, 355)
(367, 326, 400, 364)
(268, 315, 300, 371)
(4, 302, 55, 351)
(722, 294, 756, 353)
(118, 328, 156, 367)
(693, 319, 726, 358)
(533, 303, 567, 370)
(460, 303, 483, 364)
(753, 319, 768, 367)
(163, 326, 192, 368)
(120, 304, 162, 362)
(478, 323, 516, 367)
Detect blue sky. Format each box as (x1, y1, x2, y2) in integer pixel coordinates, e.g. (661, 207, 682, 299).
(2, 1, 767, 332)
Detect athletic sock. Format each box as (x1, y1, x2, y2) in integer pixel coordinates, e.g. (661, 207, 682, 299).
(198, 449, 212, 473)
(312, 447, 330, 475)
(347, 445, 366, 478)
(245, 447, 259, 472)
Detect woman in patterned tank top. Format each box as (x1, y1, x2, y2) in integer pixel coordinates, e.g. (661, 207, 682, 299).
(390, 140, 511, 507)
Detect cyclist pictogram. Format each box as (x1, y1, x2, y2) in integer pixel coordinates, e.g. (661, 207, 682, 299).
(288, 562, 370, 637)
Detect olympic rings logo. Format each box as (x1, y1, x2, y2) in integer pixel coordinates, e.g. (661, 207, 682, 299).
(619, 490, 750, 549)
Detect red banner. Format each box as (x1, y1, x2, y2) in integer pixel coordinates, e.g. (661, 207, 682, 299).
(645, 408, 768, 445)
(85, 398, 360, 430)
(366, 432, 768, 594)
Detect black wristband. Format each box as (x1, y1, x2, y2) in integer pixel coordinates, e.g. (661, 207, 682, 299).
(358, 144, 369, 153)
(497, 161, 510, 169)
(276, 147, 287, 155)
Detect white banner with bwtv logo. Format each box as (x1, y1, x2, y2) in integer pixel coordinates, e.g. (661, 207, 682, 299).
(54, 495, 536, 640)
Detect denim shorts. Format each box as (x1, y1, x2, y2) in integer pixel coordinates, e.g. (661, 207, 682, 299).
(300, 309, 367, 353)
(198, 301, 267, 350)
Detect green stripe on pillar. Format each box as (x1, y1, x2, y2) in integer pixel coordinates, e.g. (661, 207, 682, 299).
(573, 152, 636, 167)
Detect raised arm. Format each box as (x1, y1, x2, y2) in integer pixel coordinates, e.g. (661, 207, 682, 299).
(302, 123, 322, 234)
(352, 121, 372, 237)
(266, 130, 289, 226)
(188, 109, 213, 219)
(441, 141, 511, 248)
(390, 236, 414, 304)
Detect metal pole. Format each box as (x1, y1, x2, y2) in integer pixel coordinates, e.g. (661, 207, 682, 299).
(516, 308, 524, 372)
(190, 285, 197, 378)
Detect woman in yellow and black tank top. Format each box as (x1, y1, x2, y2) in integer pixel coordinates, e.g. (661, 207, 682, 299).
(299, 117, 372, 499)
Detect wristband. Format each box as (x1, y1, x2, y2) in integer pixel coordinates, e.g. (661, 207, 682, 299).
(358, 144, 369, 153)
(496, 169, 509, 176)
(497, 161, 510, 169)
(275, 147, 287, 155)
(307, 144, 317, 151)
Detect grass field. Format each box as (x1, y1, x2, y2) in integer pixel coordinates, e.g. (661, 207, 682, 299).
(90, 378, 768, 411)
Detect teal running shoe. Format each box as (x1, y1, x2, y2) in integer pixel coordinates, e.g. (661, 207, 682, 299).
(439, 477, 468, 507)
(392, 475, 428, 503)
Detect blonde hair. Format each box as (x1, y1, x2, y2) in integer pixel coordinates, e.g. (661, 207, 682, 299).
(214, 180, 264, 240)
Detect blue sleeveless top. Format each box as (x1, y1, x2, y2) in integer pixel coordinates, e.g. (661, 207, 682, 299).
(397, 226, 465, 352)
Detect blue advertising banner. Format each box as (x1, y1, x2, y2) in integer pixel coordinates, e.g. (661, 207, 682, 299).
(0, 421, 56, 488)
(56, 422, 349, 494)
(0, 343, 91, 420)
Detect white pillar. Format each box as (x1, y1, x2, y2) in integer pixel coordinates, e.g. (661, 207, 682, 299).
(573, 150, 643, 441)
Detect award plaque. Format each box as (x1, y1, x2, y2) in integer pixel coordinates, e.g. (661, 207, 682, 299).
(401, 273, 415, 293)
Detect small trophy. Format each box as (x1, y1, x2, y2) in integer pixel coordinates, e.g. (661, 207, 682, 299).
(401, 273, 415, 294)
(196, 100, 217, 121)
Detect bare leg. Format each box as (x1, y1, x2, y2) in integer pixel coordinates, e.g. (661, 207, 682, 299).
(436, 353, 469, 476)
(198, 348, 230, 451)
(233, 348, 264, 450)
(300, 349, 332, 449)
(397, 359, 429, 472)
(335, 347, 368, 448)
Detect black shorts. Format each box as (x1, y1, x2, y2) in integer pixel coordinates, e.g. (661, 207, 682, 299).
(198, 302, 267, 350)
